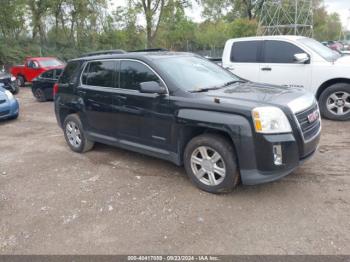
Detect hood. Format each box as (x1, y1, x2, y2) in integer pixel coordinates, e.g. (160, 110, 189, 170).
(205, 81, 308, 106)
(0, 87, 8, 101)
(334, 55, 350, 65)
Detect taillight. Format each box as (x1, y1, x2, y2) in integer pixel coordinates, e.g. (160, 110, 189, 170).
(53, 83, 59, 96)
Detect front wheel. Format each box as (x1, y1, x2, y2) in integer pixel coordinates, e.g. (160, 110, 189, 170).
(184, 134, 240, 193)
(63, 114, 94, 153)
(33, 88, 46, 102)
(16, 76, 25, 87)
(319, 83, 350, 121)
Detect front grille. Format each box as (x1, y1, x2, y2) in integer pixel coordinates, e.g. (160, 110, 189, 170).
(0, 99, 6, 104)
(295, 103, 321, 141)
(0, 110, 9, 117)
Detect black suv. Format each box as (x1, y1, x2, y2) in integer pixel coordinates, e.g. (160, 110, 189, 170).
(54, 51, 321, 193)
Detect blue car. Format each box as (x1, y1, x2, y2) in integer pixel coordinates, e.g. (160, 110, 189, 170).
(0, 83, 19, 120)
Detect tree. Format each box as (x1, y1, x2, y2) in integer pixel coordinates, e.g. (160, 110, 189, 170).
(199, 0, 265, 22)
(127, 0, 190, 48)
(157, 0, 196, 50)
(28, 0, 51, 43)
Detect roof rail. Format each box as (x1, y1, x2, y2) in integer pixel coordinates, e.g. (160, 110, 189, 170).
(129, 48, 169, 53)
(80, 49, 127, 57)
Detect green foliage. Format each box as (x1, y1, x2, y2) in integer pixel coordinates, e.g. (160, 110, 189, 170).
(314, 6, 342, 41)
(228, 18, 258, 38)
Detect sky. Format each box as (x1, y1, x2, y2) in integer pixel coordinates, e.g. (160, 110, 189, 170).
(324, 0, 350, 30)
(113, 0, 350, 30)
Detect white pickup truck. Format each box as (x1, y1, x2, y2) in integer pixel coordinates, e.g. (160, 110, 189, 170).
(222, 35, 350, 121)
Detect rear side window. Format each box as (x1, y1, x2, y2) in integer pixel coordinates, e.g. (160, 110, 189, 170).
(231, 41, 260, 63)
(60, 61, 81, 84)
(83, 61, 116, 88)
(120, 61, 159, 91)
(54, 69, 63, 80)
(41, 70, 54, 79)
(264, 41, 304, 63)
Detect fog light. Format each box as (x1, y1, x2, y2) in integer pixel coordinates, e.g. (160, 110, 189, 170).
(273, 144, 283, 166)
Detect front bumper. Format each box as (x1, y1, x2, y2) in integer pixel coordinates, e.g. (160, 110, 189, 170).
(0, 98, 19, 120)
(240, 131, 320, 186)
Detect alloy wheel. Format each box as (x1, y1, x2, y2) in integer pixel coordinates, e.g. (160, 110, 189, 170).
(66, 121, 82, 148)
(190, 146, 226, 186)
(326, 91, 350, 116)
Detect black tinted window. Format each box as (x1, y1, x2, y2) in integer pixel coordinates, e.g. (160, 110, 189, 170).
(41, 70, 54, 79)
(120, 61, 159, 90)
(231, 41, 260, 63)
(83, 61, 116, 87)
(264, 41, 304, 63)
(60, 61, 81, 84)
(54, 69, 63, 80)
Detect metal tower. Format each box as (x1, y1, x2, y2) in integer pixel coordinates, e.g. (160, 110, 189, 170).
(258, 0, 314, 37)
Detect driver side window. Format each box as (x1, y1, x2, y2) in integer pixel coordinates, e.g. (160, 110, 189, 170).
(119, 61, 160, 91)
(27, 60, 39, 69)
(264, 41, 306, 63)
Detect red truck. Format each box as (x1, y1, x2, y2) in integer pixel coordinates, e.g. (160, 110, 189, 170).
(10, 57, 65, 87)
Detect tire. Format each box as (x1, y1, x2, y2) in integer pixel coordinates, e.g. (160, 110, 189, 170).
(16, 76, 25, 87)
(319, 83, 350, 121)
(63, 114, 94, 153)
(12, 84, 20, 95)
(184, 133, 240, 194)
(33, 88, 47, 102)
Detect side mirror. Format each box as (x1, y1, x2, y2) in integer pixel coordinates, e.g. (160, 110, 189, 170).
(294, 53, 310, 64)
(140, 81, 166, 94)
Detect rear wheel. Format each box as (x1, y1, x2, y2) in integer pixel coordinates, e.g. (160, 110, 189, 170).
(33, 88, 47, 102)
(184, 133, 240, 193)
(16, 76, 25, 87)
(319, 83, 350, 121)
(63, 114, 94, 153)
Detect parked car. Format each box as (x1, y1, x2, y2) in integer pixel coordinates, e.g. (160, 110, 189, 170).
(32, 68, 63, 102)
(0, 70, 19, 94)
(223, 35, 350, 121)
(10, 57, 65, 87)
(0, 83, 19, 120)
(322, 40, 344, 52)
(54, 51, 320, 193)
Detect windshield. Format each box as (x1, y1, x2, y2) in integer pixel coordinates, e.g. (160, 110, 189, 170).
(298, 38, 341, 62)
(39, 59, 64, 67)
(155, 56, 239, 92)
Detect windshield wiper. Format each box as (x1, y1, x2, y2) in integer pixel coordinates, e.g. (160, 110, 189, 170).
(189, 80, 245, 93)
(221, 80, 245, 87)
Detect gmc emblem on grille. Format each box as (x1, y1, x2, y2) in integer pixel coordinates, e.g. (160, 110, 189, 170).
(307, 110, 319, 123)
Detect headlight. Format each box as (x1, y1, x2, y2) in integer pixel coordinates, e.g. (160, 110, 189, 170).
(252, 106, 292, 134)
(4, 90, 14, 100)
(10, 75, 16, 81)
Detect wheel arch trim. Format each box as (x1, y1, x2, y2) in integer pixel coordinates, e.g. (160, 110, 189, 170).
(316, 78, 350, 99)
(177, 109, 258, 171)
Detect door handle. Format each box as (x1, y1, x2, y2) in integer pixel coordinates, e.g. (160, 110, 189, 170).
(77, 90, 86, 96)
(261, 67, 272, 71)
(114, 95, 127, 101)
(225, 66, 235, 71)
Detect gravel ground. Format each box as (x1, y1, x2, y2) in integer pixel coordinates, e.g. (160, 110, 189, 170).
(0, 88, 349, 255)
